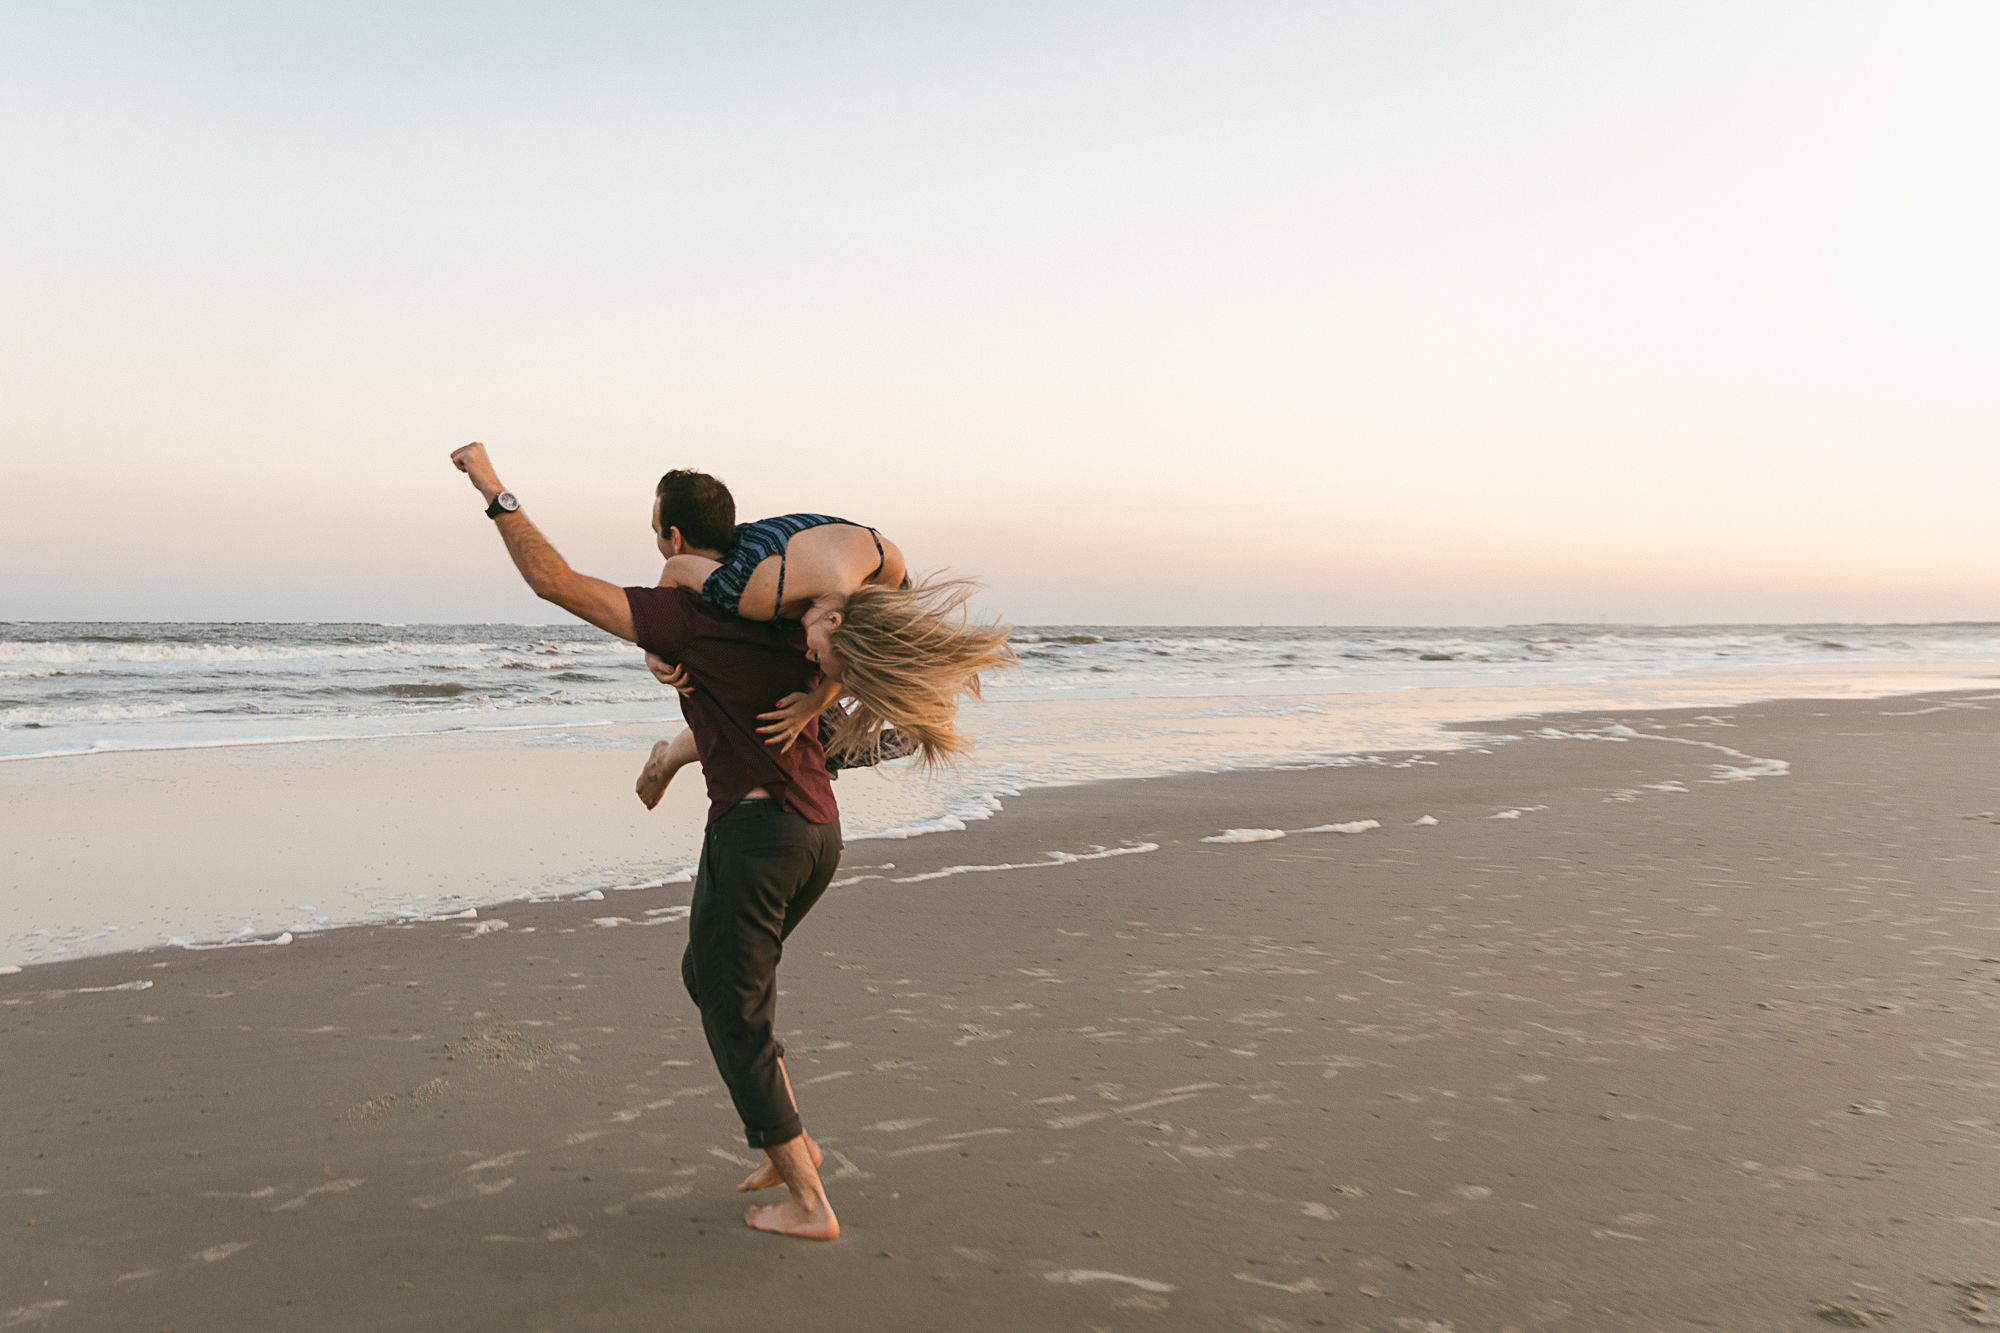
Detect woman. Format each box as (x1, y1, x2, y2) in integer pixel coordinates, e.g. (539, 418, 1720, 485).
(635, 514, 1013, 809)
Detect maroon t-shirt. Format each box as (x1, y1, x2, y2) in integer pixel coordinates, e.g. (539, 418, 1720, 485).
(625, 586, 839, 827)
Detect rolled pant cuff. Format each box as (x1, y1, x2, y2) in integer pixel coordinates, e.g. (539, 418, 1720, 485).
(744, 1118, 804, 1151)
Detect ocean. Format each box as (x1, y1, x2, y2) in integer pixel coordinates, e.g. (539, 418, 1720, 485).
(6, 620, 1998, 969)
(9, 620, 2000, 764)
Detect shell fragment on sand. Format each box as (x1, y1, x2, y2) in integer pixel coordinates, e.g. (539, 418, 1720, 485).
(890, 843, 1157, 882)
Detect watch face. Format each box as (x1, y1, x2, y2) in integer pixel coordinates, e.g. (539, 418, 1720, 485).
(496, 492, 519, 511)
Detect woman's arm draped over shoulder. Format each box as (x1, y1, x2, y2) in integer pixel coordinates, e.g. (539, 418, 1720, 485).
(659, 553, 722, 591)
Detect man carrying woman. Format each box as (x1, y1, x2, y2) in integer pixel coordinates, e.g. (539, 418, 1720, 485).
(449, 444, 1008, 1241)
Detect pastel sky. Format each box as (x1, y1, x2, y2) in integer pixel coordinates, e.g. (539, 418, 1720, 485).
(4, 1, 1995, 626)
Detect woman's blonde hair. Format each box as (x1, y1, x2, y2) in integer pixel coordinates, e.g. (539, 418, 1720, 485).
(824, 576, 1015, 769)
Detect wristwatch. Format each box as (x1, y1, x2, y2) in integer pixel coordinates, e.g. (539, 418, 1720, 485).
(485, 492, 520, 519)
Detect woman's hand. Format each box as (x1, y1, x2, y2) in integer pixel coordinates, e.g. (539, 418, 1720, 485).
(645, 652, 696, 696)
(757, 690, 827, 753)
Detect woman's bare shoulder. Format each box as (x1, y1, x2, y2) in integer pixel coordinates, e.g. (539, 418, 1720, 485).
(782, 521, 890, 560)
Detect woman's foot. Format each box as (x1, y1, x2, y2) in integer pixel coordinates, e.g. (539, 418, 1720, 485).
(737, 1133, 822, 1191)
(635, 739, 684, 810)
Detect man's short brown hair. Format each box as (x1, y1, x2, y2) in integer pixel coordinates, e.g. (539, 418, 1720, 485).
(656, 470, 736, 553)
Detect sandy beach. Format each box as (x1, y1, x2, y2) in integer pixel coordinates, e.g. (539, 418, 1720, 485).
(11, 0, 1998, 1324)
(5, 687, 1999, 1330)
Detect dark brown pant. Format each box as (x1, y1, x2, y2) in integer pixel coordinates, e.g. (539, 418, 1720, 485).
(680, 799, 842, 1149)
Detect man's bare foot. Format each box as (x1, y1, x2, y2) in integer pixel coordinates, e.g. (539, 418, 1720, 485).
(737, 1134, 823, 1192)
(742, 1107, 835, 1238)
(635, 740, 679, 810)
(744, 1196, 839, 1241)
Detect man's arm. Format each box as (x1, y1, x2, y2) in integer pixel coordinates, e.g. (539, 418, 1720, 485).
(451, 442, 638, 643)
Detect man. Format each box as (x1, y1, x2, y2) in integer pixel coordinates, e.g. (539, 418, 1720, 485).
(450, 442, 841, 1241)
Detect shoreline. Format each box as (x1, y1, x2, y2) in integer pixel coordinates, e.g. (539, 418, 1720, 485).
(6, 661, 1998, 971)
(7, 655, 1998, 768)
(6, 687, 1997, 1328)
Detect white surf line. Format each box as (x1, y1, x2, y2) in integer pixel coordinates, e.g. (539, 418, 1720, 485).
(1528, 724, 1789, 783)
(587, 905, 691, 930)
(1043, 1271, 1176, 1293)
(7, 979, 154, 1000)
(1203, 819, 1379, 843)
(0, 714, 681, 764)
(168, 932, 293, 951)
(889, 843, 1158, 884)
(1881, 700, 1989, 715)
(605, 871, 694, 892)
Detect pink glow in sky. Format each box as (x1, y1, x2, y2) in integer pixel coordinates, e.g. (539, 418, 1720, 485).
(3, 2, 1996, 625)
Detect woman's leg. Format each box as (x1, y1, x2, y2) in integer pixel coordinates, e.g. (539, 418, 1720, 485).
(818, 709, 912, 775)
(635, 729, 699, 809)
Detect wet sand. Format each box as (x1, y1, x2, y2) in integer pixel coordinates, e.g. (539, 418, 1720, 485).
(4, 690, 1999, 1331)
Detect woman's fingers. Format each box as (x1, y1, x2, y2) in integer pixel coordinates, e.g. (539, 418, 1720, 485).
(645, 654, 696, 695)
